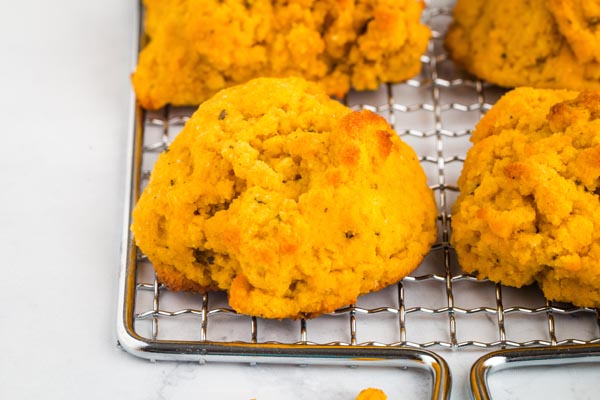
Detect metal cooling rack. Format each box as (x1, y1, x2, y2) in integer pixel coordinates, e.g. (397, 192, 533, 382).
(117, 1, 600, 398)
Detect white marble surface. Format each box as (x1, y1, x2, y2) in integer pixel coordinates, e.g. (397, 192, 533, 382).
(1, 1, 599, 399)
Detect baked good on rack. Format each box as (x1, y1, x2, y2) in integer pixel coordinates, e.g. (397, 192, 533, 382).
(131, 0, 431, 110)
(445, 0, 600, 90)
(131, 77, 437, 319)
(451, 87, 600, 308)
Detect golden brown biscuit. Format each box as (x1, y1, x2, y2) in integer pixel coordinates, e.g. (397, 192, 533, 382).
(451, 87, 600, 308)
(445, 0, 600, 90)
(131, 77, 437, 319)
(132, 0, 431, 110)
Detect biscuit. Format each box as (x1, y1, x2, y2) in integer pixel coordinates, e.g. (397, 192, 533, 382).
(132, 0, 431, 109)
(131, 77, 437, 319)
(451, 87, 600, 308)
(445, 0, 600, 90)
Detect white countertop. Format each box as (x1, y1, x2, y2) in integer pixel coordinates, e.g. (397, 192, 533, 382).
(1, 1, 599, 399)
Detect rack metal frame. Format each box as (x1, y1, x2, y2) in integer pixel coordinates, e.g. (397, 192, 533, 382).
(116, 1, 600, 398)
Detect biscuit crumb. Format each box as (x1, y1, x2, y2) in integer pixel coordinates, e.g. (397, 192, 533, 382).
(355, 388, 387, 400)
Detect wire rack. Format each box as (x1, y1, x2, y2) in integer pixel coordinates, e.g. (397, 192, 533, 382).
(117, 0, 600, 390)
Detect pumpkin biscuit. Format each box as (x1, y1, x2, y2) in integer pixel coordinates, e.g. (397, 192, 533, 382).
(451, 87, 600, 308)
(131, 77, 437, 319)
(132, 0, 431, 109)
(445, 0, 600, 90)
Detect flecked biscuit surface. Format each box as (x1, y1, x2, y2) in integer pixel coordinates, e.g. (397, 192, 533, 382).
(132, 0, 431, 109)
(451, 87, 600, 308)
(445, 0, 600, 90)
(131, 77, 437, 319)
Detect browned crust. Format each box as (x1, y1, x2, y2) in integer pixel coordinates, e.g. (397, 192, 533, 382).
(153, 262, 218, 292)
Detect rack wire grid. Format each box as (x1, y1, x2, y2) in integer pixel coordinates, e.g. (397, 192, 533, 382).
(118, 0, 600, 365)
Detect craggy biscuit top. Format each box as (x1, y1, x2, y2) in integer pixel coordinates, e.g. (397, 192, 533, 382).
(452, 87, 600, 308)
(445, 0, 600, 90)
(131, 77, 437, 319)
(132, 0, 430, 109)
